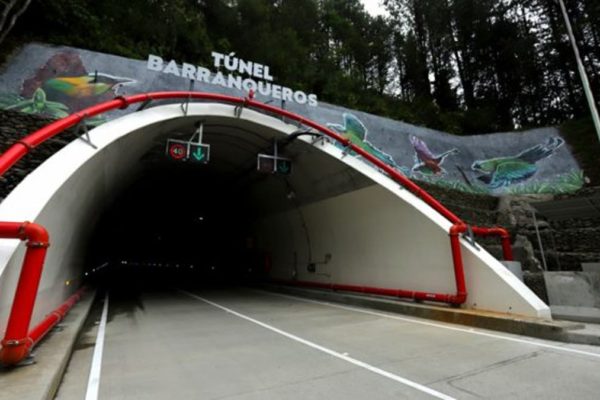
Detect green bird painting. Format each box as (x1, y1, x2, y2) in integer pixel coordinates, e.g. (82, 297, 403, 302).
(327, 113, 402, 170)
(471, 137, 564, 189)
(41, 72, 135, 104)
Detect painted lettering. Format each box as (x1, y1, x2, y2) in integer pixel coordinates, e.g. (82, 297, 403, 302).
(163, 60, 180, 76)
(211, 51, 225, 68)
(196, 67, 211, 83)
(181, 63, 196, 80)
(147, 54, 163, 71)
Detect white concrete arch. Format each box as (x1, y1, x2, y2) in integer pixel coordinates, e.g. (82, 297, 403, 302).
(0, 104, 550, 334)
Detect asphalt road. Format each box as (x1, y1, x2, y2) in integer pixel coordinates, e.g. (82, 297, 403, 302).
(55, 288, 600, 399)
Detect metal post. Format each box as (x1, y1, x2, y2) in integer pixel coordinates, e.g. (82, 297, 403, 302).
(273, 139, 278, 173)
(557, 0, 600, 144)
(531, 210, 549, 271)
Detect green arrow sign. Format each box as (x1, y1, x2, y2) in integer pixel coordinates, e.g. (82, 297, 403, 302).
(257, 154, 292, 175)
(192, 148, 205, 161)
(276, 159, 292, 175)
(189, 143, 210, 164)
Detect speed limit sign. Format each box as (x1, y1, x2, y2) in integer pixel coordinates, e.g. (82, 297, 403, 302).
(166, 139, 188, 161)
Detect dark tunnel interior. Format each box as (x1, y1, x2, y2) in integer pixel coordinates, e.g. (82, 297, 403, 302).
(83, 163, 271, 295)
(76, 118, 374, 300)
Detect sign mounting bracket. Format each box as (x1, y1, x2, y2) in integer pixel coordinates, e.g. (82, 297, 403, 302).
(74, 114, 97, 149)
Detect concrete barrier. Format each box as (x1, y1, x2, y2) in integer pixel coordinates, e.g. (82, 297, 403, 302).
(544, 271, 600, 323)
(582, 262, 600, 273)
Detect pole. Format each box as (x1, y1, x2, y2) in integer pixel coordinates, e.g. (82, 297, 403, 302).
(557, 0, 600, 144)
(531, 210, 548, 271)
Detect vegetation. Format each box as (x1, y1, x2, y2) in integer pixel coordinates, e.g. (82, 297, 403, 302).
(2, 0, 599, 141)
(559, 117, 600, 184)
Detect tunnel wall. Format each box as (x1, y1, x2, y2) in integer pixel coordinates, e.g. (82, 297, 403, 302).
(255, 140, 550, 317)
(0, 104, 550, 336)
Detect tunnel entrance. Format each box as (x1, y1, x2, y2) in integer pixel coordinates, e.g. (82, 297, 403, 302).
(82, 115, 375, 294)
(86, 165, 258, 289)
(0, 102, 551, 333)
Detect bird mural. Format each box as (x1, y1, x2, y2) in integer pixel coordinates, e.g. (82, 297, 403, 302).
(471, 137, 565, 189)
(42, 72, 135, 101)
(409, 135, 458, 176)
(7, 51, 137, 119)
(327, 113, 402, 170)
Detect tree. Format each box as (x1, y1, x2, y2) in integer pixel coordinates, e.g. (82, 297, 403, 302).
(0, 0, 32, 45)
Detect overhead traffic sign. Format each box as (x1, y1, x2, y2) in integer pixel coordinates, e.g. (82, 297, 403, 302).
(166, 139, 188, 161)
(189, 143, 210, 164)
(257, 154, 292, 175)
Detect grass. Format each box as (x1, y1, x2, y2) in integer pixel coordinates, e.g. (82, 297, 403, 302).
(505, 170, 584, 195)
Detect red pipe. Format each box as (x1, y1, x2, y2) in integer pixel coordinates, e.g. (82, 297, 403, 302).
(471, 226, 514, 261)
(449, 224, 468, 304)
(0, 91, 462, 226)
(0, 91, 514, 322)
(0, 221, 49, 365)
(27, 287, 85, 348)
(278, 279, 465, 304)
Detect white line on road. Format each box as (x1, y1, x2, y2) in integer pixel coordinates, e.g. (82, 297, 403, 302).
(179, 289, 456, 400)
(85, 293, 109, 400)
(261, 290, 600, 360)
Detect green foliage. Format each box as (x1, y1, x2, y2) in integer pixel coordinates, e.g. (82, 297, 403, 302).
(2, 0, 598, 140)
(559, 118, 600, 185)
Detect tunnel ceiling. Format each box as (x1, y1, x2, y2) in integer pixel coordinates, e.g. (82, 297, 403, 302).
(136, 115, 376, 216)
(86, 111, 377, 272)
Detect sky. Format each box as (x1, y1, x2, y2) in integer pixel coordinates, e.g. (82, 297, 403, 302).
(360, 0, 388, 17)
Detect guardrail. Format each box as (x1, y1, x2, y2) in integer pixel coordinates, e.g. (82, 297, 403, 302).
(0, 91, 513, 364)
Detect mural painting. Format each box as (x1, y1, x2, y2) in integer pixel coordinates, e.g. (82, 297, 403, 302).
(324, 113, 582, 195)
(409, 136, 458, 177)
(326, 113, 404, 172)
(0, 44, 585, 196)
(0, 51, 135, 125)
(471, 137, 565, 189)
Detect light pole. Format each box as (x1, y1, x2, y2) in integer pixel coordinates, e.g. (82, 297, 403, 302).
(557, 0, 600, 144)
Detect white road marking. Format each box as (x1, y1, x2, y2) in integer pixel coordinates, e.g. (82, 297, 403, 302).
(85, 293, 109, 400)
(260, 290, 600, 360)
(180, 289, 456, 400)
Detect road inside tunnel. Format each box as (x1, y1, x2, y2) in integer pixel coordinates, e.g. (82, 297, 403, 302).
(65, 163, 600, 400)
(54, 286, 600, 400)
(84, 164, 264, 290)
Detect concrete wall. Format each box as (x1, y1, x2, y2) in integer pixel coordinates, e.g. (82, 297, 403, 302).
(0, 104, 551, 338)
(0, 43, 583, 196)
(255, 139, 549, 317)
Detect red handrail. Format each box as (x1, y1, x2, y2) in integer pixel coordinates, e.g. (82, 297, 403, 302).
(0, 221, 50, 365)
(0, 92, 514, 365)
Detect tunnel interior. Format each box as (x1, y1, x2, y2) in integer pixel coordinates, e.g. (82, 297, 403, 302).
(82, 116, 375, 293)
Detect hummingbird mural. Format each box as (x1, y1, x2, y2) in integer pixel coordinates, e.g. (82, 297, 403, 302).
(2, 51, 138, 120)
(42, 72, 135, 100)
(326, 113, 401, 170)
(471, 137, 565, 189)
(409, 135, 458, 176)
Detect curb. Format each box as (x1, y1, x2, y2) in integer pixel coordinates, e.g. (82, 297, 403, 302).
(0, 289, 97, 400)
(261, 285, 600, 346)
